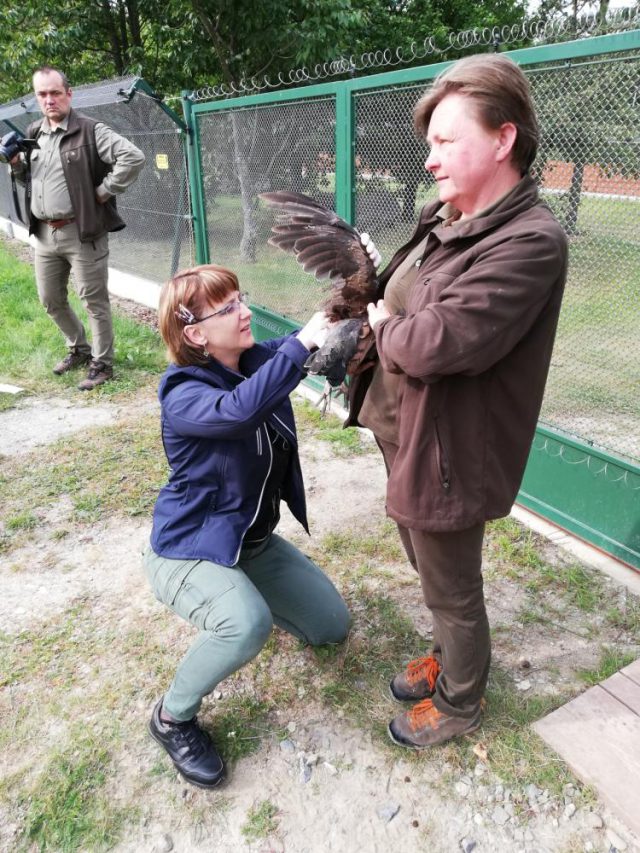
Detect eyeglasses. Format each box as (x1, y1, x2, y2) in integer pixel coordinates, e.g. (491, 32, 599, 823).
(176, 292, 249, 325)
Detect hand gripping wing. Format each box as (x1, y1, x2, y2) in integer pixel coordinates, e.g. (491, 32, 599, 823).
(260, 191, 379, 386)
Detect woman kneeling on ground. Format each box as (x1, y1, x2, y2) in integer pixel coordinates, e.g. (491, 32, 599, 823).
(144, 264, 351, 788)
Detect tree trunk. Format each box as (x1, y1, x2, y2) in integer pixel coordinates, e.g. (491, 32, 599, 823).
(126, 0, 143, 48)
(565, 159, 585, 235)
(190, 0, 258, 262)
(401, 175, 419, 222)
(231, 112, 258, 262)
(100, 0, 124, 74)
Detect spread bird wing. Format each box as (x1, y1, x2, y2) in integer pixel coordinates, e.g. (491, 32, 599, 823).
(260, 191, 378, 321)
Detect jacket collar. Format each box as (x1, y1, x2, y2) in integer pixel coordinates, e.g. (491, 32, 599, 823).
(430, 175, 541, 246)
(33, 108, 82, 140)
(160, 342, 274, 396)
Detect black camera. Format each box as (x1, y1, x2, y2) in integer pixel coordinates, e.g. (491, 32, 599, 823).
(0, 130, 39, 164)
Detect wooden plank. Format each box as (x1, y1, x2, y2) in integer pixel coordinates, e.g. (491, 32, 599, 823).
(601, 671, 640, 715)
(620, 657, 640, 687)
(533, 685, 640, 837)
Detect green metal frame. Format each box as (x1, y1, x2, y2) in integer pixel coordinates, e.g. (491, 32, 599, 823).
(179, 29, 640, 569)
(519, 426, 640, 568)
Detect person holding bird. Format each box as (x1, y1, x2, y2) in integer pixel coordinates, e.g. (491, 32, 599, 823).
(351, 54, 568, 748)
(144, 264, 350, 788)
(259, 53, 567, 750)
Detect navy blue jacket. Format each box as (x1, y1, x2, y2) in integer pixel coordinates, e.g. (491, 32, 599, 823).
(150, 333, 310, 567)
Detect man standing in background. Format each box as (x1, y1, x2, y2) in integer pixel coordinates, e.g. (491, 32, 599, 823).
(11, 67, 145, 389)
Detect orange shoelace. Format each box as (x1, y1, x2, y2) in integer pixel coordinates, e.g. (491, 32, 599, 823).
(408, 698, 443, 731)
(405, 655, 441, 689)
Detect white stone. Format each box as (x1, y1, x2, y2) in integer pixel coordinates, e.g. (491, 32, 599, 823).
(585, 812, 603, 829)
(455, 781, 471, 797)
(492, 805, 510, 827)
(564, 803, 576, 819)
(606, 829, 627, 851)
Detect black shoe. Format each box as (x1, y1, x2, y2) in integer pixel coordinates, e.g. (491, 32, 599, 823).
(148, 698, 225, 789)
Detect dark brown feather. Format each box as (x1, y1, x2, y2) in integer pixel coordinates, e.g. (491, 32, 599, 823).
(260, 191, 378, 321)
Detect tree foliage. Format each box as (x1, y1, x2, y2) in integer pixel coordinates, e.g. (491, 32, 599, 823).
(1, 0, 527, 103)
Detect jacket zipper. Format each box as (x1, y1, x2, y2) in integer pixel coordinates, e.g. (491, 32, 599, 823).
(234, 423, 273, 564)
(272, 413, 295, 443)
(433, 417, 451, 491)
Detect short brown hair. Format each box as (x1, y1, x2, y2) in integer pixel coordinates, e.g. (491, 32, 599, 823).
(158, 264, 240, 366)
(33, 67, 71, 91)
(414, 54, 539, 174)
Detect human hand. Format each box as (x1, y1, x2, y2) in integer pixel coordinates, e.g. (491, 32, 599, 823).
(360, 232, 381, 269)
(367, 299, 390, 330)
(95, 187, 111, 205)
(297, 311, 329, 350)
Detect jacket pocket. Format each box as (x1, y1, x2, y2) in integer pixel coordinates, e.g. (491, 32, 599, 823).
(433, 416, 451, 491)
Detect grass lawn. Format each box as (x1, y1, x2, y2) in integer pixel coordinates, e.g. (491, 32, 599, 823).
(0, 236, 166, 399)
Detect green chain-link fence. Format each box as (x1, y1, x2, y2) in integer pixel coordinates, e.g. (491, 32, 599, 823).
(184, 30, 640, 566)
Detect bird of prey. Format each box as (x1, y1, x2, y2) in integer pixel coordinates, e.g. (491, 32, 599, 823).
(260, 191, 379, 389)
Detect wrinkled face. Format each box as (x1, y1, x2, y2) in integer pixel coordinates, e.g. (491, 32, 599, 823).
(425, 93, 505, 217)
(193, 291, 254, 365)
(33, 71, 72, 125)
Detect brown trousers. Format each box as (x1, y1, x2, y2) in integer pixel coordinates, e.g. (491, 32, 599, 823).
(377, 437, 490, 718)
(34, 221, 113, 366)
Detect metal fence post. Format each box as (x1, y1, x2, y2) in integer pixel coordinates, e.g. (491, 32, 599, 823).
(335, 86, 355, 223)
(182, 93, 210, 264)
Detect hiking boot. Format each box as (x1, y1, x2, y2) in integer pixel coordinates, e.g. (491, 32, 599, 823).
(78, 360, 113, 391)
(390, 655, 441, 702)
(388, 698, 481, 749)
(148, 698, 225, 789)
(52, 349, 91, 375)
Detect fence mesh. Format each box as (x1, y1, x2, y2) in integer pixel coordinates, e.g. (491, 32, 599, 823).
(0, 78, 192, 283)
(195, 52, 639, 463)
(196, 97, 337, 321)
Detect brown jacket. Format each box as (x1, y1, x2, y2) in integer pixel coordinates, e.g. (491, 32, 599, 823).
(349, 176, 568, 531)
(26, 109, 126, 241)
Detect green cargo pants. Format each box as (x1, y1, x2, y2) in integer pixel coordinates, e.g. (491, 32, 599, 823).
(144, 534, 351, 721)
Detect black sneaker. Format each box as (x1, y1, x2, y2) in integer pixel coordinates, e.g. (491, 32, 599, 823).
(148, 698, 225, 789)
(52, 349, 91, 375)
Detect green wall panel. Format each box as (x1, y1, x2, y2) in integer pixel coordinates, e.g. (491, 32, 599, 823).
(519, 426, 640, 569)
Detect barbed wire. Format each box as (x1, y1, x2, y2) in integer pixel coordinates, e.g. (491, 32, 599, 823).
(187, 9, 640, 103)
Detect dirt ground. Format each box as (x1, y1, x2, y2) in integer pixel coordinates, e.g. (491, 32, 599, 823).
(1, 373, 639, 853)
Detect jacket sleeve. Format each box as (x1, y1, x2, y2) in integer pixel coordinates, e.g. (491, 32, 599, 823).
(163, 336, 310, 438)
(375, 227, 567, 382)
(94, 123, 145, 198)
